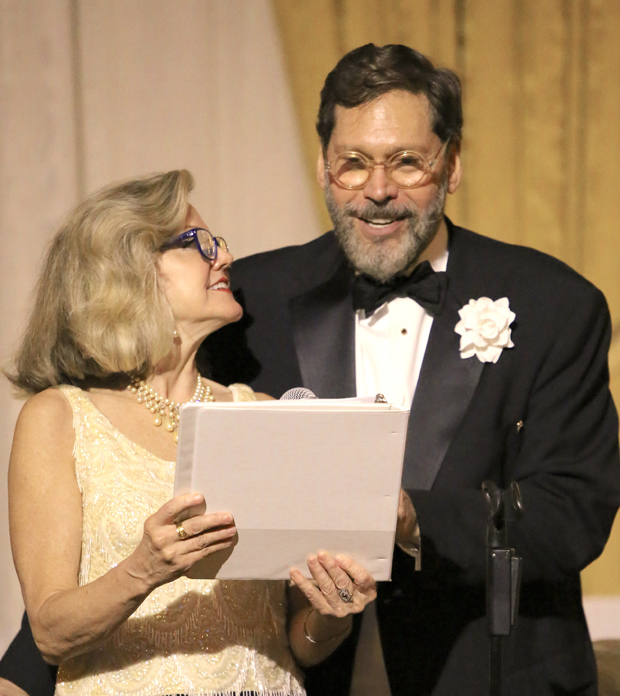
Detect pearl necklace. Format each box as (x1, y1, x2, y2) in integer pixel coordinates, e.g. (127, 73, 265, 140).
(129, 374, 214, 442)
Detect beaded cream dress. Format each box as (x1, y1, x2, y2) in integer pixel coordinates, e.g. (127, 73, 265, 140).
(55, 384, 305, 696)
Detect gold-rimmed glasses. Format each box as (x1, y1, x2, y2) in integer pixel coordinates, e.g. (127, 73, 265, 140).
(325, 140, 449, 190)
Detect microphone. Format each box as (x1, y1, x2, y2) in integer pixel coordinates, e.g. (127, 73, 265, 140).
(280, 387, 318, 400)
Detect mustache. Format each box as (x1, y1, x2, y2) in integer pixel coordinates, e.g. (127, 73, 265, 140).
(343, 201, 415, 221)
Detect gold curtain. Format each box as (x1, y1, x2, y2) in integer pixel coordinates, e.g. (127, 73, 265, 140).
(271, 0, 620, 596)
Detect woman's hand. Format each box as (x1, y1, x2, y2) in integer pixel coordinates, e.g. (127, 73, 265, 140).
(126, 492, 236, 591)
(288, 552, 376, 666)
(289, 551, 376, 619)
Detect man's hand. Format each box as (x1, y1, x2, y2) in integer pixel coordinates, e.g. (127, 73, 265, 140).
(396, 489, 420, 559)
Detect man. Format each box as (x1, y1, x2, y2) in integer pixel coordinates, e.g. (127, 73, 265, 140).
(2, 43, 619, 695)
(204, 44, 620, 694)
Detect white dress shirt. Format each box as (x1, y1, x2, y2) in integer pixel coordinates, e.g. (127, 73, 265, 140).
(350, 243, 448, 696)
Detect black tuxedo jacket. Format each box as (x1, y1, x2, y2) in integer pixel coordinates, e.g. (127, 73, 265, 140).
(203, 221, 620, 695)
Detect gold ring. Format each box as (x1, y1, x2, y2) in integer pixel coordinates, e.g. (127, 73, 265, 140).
(176, 522, 188, 539)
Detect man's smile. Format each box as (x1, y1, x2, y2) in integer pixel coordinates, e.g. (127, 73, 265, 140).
(353, 215, 410, 237)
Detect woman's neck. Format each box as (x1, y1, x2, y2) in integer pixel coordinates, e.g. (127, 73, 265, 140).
(148, 336, 202, 404)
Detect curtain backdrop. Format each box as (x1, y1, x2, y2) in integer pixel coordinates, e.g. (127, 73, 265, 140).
(270, 0, 620, 599)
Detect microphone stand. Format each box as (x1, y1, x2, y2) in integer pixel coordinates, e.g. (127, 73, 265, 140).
(482, 481, 523, 696)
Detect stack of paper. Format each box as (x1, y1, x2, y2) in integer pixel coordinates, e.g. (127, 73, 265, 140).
(173, 397, 409, 580)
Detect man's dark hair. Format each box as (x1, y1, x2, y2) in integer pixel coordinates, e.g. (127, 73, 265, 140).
(317, 43, 463, 151)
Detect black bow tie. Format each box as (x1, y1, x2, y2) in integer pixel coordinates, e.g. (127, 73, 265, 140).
(352, 261, 447, 316)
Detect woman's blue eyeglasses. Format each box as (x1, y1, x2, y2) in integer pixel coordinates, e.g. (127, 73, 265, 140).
(160, 228, 229, 262)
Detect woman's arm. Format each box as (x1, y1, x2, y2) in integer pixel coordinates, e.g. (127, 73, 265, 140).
(287, 552, 376, 667)
(9, 389, 236, 665)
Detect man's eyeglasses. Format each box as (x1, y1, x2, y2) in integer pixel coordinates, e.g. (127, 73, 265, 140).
(160, 228, 229, 262)
(325, 140, 449, 190)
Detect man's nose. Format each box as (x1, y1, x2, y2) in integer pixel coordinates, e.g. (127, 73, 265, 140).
(362, 164, 398, 204)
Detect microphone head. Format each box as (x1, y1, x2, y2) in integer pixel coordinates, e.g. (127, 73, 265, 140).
(280, 387, 318, 400)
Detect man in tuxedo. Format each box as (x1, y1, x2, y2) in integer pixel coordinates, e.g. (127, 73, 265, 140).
(204, 43, 620, 694)
(1, 42, 619, 696)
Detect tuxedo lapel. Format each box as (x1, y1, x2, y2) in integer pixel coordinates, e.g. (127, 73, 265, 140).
(289, 259, 356, 398)
(402, 231, 485, 490)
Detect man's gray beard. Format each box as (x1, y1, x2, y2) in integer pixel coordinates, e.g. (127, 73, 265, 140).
(325, 179, 448, 283)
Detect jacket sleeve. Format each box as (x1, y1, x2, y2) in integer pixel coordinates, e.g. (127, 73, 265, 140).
(0, 612, 57, 693)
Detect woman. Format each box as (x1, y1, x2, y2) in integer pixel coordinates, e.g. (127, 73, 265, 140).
(7, 170, 376, 695)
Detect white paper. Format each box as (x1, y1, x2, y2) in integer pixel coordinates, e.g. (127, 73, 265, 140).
(173, 398, 409, 580)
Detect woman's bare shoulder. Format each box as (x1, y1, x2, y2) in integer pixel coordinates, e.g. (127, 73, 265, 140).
(10, 388, 76, 485)
(15, 387, 73, 434)
(0, 677, 30, 696)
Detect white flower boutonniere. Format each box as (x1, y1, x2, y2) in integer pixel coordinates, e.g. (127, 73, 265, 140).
(455, 297, 515, 363)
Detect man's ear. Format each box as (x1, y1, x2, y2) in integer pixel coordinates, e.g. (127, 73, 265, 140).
(447, 144, 462, 194)
(316, 148, 327, 188)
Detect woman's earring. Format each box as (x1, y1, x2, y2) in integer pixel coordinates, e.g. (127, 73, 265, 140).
(173, 329, 179, 339)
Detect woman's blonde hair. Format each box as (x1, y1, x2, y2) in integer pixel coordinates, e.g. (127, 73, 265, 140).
(8, 169, 195, 394)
